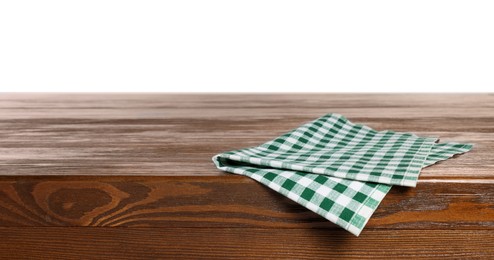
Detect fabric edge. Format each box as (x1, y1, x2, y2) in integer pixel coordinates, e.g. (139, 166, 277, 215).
(399, 137, 438, 188)
(351, 184, 393, 237)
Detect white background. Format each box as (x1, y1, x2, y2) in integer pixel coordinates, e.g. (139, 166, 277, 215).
(0, 0, 493, 92)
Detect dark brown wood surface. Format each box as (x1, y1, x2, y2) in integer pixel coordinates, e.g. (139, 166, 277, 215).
(0, 93, 492, 259)
(1, 228, 492, 259)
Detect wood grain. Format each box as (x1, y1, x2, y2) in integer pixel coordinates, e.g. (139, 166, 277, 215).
(0, 176, 492, 230)
(0, 94, 492, 259)
(0, 228, 493, 259)
(0, 94, 490, 179)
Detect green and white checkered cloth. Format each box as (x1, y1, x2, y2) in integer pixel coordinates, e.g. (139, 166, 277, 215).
(212, 114, 473, 236)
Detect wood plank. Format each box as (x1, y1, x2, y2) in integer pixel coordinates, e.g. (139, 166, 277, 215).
(0, 94, 492, 259)
(0, 227, 492, 259)
(0, 94, 490, 179)
(0, 176, 492, 229)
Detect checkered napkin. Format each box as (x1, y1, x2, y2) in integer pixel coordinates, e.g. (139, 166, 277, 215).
(212, 114, 472, 236)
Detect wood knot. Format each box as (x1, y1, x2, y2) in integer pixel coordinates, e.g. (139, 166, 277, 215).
(47, 188, 112, 219)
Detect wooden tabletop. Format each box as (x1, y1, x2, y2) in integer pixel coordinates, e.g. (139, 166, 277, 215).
(0, 93, 492, 259)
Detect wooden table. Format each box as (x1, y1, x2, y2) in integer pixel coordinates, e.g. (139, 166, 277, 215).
(0, 94, 492, 259)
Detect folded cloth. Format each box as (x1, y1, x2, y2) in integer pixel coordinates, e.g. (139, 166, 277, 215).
(212, 114, 473, 236)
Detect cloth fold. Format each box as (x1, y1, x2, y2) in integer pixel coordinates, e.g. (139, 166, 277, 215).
(212, 114, 472, 236)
